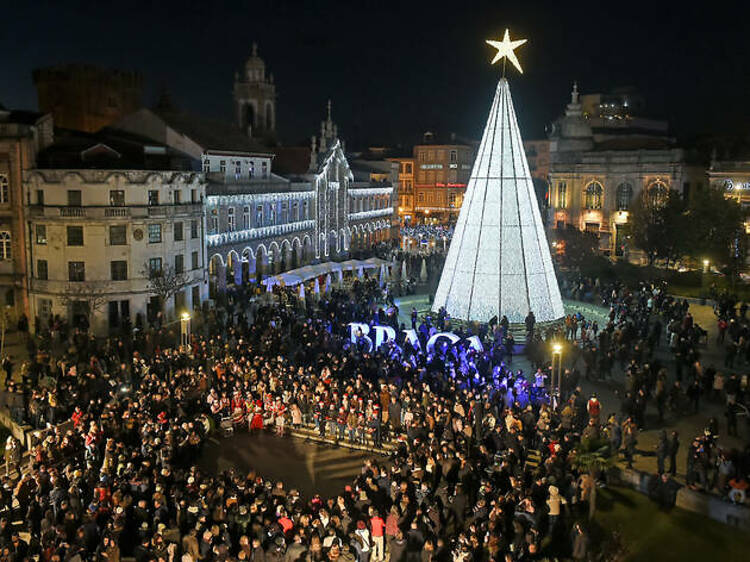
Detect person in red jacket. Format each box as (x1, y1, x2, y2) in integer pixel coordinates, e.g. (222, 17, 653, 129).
(370, 509, 386, 561)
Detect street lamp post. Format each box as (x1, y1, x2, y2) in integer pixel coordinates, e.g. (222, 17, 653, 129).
(180, 312, 191, 350)
(551, 342, 563, 409)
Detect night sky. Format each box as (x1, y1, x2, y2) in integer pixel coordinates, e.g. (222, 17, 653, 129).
(2, 0, 748, 149)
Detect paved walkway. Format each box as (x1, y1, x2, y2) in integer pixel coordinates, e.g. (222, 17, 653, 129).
(199, 430, 372, 497)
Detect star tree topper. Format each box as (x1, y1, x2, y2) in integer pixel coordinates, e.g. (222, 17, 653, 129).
(486, 29, 527, 74)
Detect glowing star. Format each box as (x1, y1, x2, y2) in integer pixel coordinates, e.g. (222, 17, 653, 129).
(486, 29, 527, 74)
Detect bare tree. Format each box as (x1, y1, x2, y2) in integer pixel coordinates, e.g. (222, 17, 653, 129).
(58, 282, 110, 330)
(142, 262, 189, 313)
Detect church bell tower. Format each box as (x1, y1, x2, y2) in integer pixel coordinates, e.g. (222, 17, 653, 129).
(233, 43, 276, 144)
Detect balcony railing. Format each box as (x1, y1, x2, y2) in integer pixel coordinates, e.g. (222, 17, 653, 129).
(28, 204, 203, 220)
(60, 207, 85, 217)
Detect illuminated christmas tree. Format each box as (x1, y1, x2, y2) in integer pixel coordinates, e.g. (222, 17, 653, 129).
(432, 31, 564, 324)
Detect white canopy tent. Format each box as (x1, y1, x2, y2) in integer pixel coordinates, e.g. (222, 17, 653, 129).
(261, 261, 344, 287)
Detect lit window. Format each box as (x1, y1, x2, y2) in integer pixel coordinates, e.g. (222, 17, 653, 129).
(0, 175, 9, 204)
(648, 179, 669, 207)
(584, 181, 603, 210)
(0, 232, 10, 260)
(148, 223, 162, 243)
(36, 225, 47, 245)
(557, 182, 567, 208)
(227, 207, 235, 231)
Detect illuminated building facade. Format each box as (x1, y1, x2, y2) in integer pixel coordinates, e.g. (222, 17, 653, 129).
(413, 134, 474, 223)
(548, 83, 704, 257)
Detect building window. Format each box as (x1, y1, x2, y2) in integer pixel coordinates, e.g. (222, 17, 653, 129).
(269, 203, 276, 224)
(0, 175, 8, 204)
(191, 219, 199, 239)
(281, 202, 288, 223)
(110, 225, 127, 245)
(616, 183, 633, 211)
(405, 162, 413, 174)
(292, 202, 298, 222)
(418, 192, 425, 204)
(68, 261, 85, 282)
(303, 201, 308, 219)
(191, 251, 199, 270)
(37, 259, 48, 280)
(111, 260, 128, 281)
(67, 190, 82, 206)
(175, 254, 184, 274)
(148, 190, 159, 206)
(450, 150, 457, 164)
(249, 161, 255, 178)
(584, 181, 603, 210)
(235, 161, 241, 178)
(210, 210, 218, 234)
(192, 285, 200, 310)
(173, 190, 182, 204)
(36, 225, 47, 245)
(191, 189, 197, 203)
(227, 207, 235, 231)
(67, 226, 84, 246)
(0, 232, 10, 260)
(174, 222, 183, 241)
(262, 161, 268, 178)
(648, 179, 669, 206)
(255, 205, 263, 226)
(109, 190, 125, 206)
(203, 159, 211, 173)
(148, 257, 162, 277)
(557, 182, 567, 208)
(243, 206, 250, 229)
(220, 160, 226, 174)
(36, 189, 44, 205)
(148, 223, 162, 243)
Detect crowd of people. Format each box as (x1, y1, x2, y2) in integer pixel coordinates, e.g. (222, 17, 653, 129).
(558, 276, 750, 503)
(0, 267, 746, 562)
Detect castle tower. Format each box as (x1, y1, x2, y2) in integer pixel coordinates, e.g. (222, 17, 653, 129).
(32, 64, 143, 133)
(233, 43, 276, 143)
(432, 78, 564, 323)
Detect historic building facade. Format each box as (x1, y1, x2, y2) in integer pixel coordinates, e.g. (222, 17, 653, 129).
(33, 64, 143, 133)
(24, 133, 206, 334)
(708, 156, 750, 234)
(547, 83, 704, 256)
(413, 137, 473, 223)
(204, 106, 393, 294)
(0, 106, 54, 324)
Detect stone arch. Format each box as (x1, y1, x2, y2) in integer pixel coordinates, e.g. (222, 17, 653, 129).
(268, 241, 281, 274)
(328, 230, 339, 258)
(281, 239, 293, 271)
(208, 253, 226, 298)
(302, 235, 314, 264)
(227, 250, 241, 286)
(242, 247, 256, 284)
(292, 237, 302, 268)
(255, 244, 269, 277)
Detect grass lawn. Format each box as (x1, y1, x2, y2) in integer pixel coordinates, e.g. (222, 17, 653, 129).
(593, 486, 747, 561)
